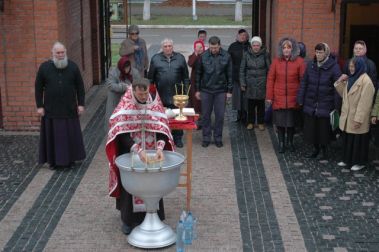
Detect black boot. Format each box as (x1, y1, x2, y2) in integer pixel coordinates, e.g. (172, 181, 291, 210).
(319, 145, 328, 160)
(287, 128, 295, 152)
(305, 144, 319, 158)
(278, 128, 285, 153)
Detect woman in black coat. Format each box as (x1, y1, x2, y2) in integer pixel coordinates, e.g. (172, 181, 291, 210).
(297, 43, 341, 160)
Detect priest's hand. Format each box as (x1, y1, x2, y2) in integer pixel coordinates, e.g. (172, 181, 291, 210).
(138, 150, 147, 163)
(155, 149, 164, 162)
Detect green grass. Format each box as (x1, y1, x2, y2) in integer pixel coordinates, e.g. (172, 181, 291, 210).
(117, 15, 252, 26)
(111, 44, 121, 66)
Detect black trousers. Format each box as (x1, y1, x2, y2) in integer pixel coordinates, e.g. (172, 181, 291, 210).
(247, 99, 265, 124)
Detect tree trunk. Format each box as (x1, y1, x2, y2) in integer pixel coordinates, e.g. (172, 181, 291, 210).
(143, 0, 151, 20)
(235, 0, 243, 22)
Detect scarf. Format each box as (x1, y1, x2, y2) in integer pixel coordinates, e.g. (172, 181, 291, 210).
(134, 38, 144, 73)
(117, 56, 133, 83)
(347, 56, 367, 92)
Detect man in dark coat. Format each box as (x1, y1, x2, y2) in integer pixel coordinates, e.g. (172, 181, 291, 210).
(35, 42, 86, 169)
(148, 38, 190, 148)
(195, 36, 233, 148)
(228, 29, 250, 122)
(342, 40, 377, 89)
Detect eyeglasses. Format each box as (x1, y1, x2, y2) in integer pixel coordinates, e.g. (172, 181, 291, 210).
(130, 32, 139, 35)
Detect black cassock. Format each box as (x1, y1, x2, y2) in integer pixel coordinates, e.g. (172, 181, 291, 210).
(115, 133, 166, 227)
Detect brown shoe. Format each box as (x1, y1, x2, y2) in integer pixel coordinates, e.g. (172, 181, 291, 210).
(246, 123, 254, 130)
(258, 124, 265, 131)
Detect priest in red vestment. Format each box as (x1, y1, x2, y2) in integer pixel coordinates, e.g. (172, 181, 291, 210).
(105, 78, 174, 235)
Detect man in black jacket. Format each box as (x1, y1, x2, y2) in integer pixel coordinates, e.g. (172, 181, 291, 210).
(228, 29, 250, 122)
(148, 38, 190, 148)
(35, 42, 86, 169)
(195, 36, 233, 148)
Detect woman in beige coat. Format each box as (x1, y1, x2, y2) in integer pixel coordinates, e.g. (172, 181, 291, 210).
(334, 57, 375, 171)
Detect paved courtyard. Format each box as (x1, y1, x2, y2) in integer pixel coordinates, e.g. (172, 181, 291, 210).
(1, 41, 379, 252)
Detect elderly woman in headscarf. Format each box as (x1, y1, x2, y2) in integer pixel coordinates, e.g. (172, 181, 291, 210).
(297, 43, 341, 160)
(188, 39, 205, 119)
(105, 55, 140, 130)
(119, 24, 149, 77)
(266, 37, 305, 153)
(335, 57, 375, 171)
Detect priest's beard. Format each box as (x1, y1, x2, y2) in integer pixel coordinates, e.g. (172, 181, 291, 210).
(53, 56, 68, 69)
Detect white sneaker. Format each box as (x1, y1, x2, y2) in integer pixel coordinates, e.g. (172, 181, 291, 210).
(337, 161, 347, 167)
(351, 165, 365, 171)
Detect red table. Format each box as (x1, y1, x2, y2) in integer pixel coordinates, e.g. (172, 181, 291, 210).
(169, 115, 198, 211)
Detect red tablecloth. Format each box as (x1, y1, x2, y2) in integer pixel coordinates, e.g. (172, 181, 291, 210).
(169, 115, 198, 130)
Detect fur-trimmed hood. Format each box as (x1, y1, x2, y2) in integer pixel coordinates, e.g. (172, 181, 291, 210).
(277, 37, 300, 61)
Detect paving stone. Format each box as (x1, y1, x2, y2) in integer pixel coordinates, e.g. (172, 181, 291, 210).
(345, 181, 357, 186)
(362, 202, 375, 207)
(323, 235, 335, 240)
(320, 206, 333, 210)
(338, 227, 350, 232)
(334, 247, 348, 252)
(315, 193, 326, 198)
(322, 216, 333, 221)
(339, 196, 351, 201)
(346, 190, 358, 194)
(352, 212, 366, 217)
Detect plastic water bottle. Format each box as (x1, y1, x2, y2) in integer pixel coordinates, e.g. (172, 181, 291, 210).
(192, 216, 197, 240)
(183, 212, 193, 245)
(176, 220, 185, 252)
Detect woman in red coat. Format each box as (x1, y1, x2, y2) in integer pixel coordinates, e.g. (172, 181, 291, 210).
(266, 37, 305, 153)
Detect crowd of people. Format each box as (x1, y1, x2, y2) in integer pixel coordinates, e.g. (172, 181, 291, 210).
(34, 26, 378, 235)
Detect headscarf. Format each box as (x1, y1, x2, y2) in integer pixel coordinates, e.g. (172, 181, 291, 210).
(117, 55, 132, 82)
(193, 39, 205, 52)
(316, 43, 330, 67)
(347, 56, 367, 92)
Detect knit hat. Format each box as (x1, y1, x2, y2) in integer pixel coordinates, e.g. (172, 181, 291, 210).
(128, 24, 139, 34)
(251, 36, 262, 45)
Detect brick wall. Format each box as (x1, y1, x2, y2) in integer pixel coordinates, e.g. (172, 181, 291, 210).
(271, 0, 341, 59)
(0, 0, 99, 131)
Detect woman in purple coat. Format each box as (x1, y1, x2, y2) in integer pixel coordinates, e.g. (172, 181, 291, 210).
(297, 43, 341, 160)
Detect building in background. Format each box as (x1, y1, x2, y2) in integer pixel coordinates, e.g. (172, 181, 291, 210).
(257, 0, 378, 72)
(0, 0, 111, 131)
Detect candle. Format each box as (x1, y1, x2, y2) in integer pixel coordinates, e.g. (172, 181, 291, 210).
(181, 83, 184, 95)
(187, 84, 191, 96)
(175, 84, 178, 95)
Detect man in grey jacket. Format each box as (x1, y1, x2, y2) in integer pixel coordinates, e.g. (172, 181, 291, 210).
(148, 38, 190, 148)
(195, 36, 233, 148)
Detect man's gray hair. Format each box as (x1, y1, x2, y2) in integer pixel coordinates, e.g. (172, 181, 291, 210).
(51, 41, 66, 53)
(132, 78, 150, 91)
(161, 38, 174, 47)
